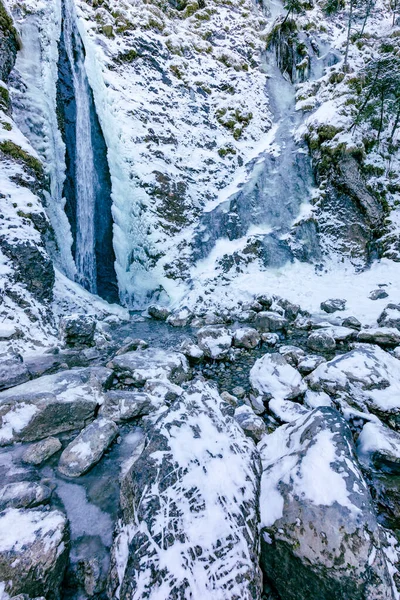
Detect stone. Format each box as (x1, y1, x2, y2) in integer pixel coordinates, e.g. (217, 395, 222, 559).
(0, 324, 17, 340)
(255, 294, 273, 309)
(196, 326, 232, 359)
(357, 327, 400, 347)
(307, 330, 336, 352)
(268, 397, 309, 423)
(261, 332, 279, 346)
(115, 338, 148, 356)
(278, 345, 305, 366)
(24, 354, 65, 378)
(204, 312, 224, 325)
(259, 407, 394, 600)
(276, 298, 301, 321)
(342, 316, 362, 330)
(378, 303, 400, 330)
(233, 327, 260, 349)
(254, 311, 288, 333)
(178, 339, 204, 363)
(369, 289, 389, 300)
(234, 405, 266, 442)
(0, 482, 52, 511)
(59, 314, 96, 347)
(108, 349, 190, 387)
(99, 390, 152, 422)
(297, 354, 326, 375)
(166, 307, 192, 327)
(0, 508, 68, 599)
(148, 304, 171, 321)
(0, 367, 112, 445)
(357, 421, 400, 474)
(0, 357, 30, 391)
(327, 326, 357, 343)
(232, 386, 246, 399)
(22, 437, 62, 466)
(250, 353, 306, 400)
(236, 309, 257, 323)
(303, 389, 332, 409)
(108, 381, 262, 600)
(320, 298, 346, 313)
(58, 417, 118, 477)
(247, 393, 265, 415)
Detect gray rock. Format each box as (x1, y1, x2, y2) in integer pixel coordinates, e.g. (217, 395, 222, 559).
(256, 293, 273, 309)
(148, 304, 171, 321)
(0, 367, 112, 445)
(22, 437, 62, 466)
(328, 326, 357, 343)
(236, 309, 257, 323)
(342, 316, 362, 330)
(259, 407, 394, 600)
(369, 289, 389, 300)
(234, 405, 266, 442)
(357, 327, 400, 347)
(0, 481, 52, 511)
(58, 417, 118, 477)
(24, 354, 65, 378)
(0, 508, 68, 599)
(276, 298, 301, 320)
(100, 390, 152, 422)
(261, 332, 279, 346)
(232, 386, 246, 399)
(268, 397, 309, 423)
(297, 354, 326, 375)
(115, 338, 148, 356)
(278, 345, 305, 366)
(166, 307, 192, 327)
(320, 298, 346, 313)
(378, 303, 400, 330)
(108, 380, 262, 600)
(255, 311, 288, 332)
(204, 312, 224, 325)
(233, 327, 260, 349)
(307, 329, 336, 352)
(108, 349, 190, 386)
(250, 353, 306, 400)
(0, 357, 30, 391)
(196, 326, 232, 359)
(178, 339, 204, 363)
(357, 421, 400, 474)
(59, 314, 96, 347)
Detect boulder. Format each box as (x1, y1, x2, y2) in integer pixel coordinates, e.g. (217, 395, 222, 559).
(196, 326, 232, 359)
(357, 421, 400, 474)
(0, 482, 52, 511)
(250, 353, 306, 400)
(0, 367, 112, 445)
(259, 407, 394, 600)
(99, 390, 152, 422)
(256, 293, 273, 309)
(297, 354, 326, 375)
(59, 314, 96, 347)
(58, 417, 118, 478)
(268, 397, 309, 423)
(234, 405, 266, 442)
(178, 339, 204, 363)
(0, 508, 68, 599)
(22, 437, 62, 466)
(147, 304, 170, 321)
(276, 298, 301, 321)
(233, 327, 261, 349)
(307, 329, 336, 352)
(303, 389, 332, 409)
(342, 316, 362, 330)
(24, 354, 65, 379)
(378, 304, 400, 329)
(115, 338, 148, 356)
(254, 311, 288, 333)
(261, 332, 279, 346)
(166, 307, 192, 327)
(108, 381, 262, 600)
(369, 289, 389, 301)
(278, 345, 305, 366)
(320, 298, 346, 313)
(327, 326, 357, 343)
(357, 327, 400, 347)
(0, 357, 30, 391)
(108, 349, 190, 387)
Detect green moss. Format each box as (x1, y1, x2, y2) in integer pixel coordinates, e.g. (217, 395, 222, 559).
(218, 144, 237, 157)
(102, 24, 114, 38)
(1, 121, 11, 131)
(115, 49, 138, 63)
(0, 141, 43, 175)
(0, 85, 9, 107)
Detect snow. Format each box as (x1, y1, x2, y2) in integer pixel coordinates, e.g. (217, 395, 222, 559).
(0, 403, 38, 444)
(0, 507, 65, 553)
(357, 421, 400, 463)
(250, 353, 306, 399)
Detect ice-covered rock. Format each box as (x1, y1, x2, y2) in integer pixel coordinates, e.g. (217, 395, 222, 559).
(306, 345, 400, 429)
(196, 326, 233, 360)
(307, 329, 336, 352)
(22, 437, 62, 465)
(108, 380, 262, 600)
(0, 367, 111, 445)
(108, 349, 190, 386)
(99, 390, 152, 422)
(147, 304, 170, 321)
(378, 304, 400, 330)
(259, 407, 394, 600)
(357, 327, 400, 347)
(261, 332, 279, 346)
(250, 353, 306, 400)
(357, 421, 400, 474)
(0, 508, 68, 598)
(233, 327, 260, 349)
(320, 298, 346, 313)
(0, 323, 17, 340)
(59, 314, 96, 347)
(254, 311, 288, 332)
(234, 405, 266, 442)
(0, 357, 30, 391)
(297, 354, 326, 375)
(58, 417, 118, 477)
(0, 481, 52, 511)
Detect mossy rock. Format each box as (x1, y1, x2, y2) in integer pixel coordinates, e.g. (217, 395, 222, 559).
(0, 141, 43, 175)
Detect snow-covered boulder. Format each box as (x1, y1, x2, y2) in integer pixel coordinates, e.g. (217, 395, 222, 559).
(357, 327, 400, 347)
(0, 482, 52, 511)
(369, 289, 389, 300)
(297, 354, 326, 375)
(234, 405, 266, 442)
(59, 313, 96, 347)
(99, 390, 152, 422)
(108, 381, 262, 600)
(22, 437, 62, 465)
(378, 303, 400, 330)
(58, 417, 118, 477)
(0, 357, 30, 391)
(357, 421, 400, 474)
(328, 326, 357, 343)
(108, 349, 190, 386)
(166, 308, 192, 327)
(250, 353, 306, 400)
(233, 327, 260, 349)
(254, 311, 288, 332)
(320, 298, 346, 313)
(147, 304, 170, 321)
(278, 345, 306, 366)
(196, 326, 233, 359)
(268, 397, 309, 423)
(307, 329, 336, 352)
(0, 508, 68, 598)
(24, 354, 65, 379)
(306, 345, 400, 430)
(0, 367, 112, 445)
(259, 407, 394, 600)
(342, 316, 362, 330)
(178, 339, 204, 363)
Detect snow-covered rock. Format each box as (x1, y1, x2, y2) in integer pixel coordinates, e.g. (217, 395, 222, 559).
(233, 327, 260, 349)
(178, 339, 204, 363)
(166, 308, 192, 327)
(58, 417, 118, 477)
(234, 405, 266, 442)
(297, 354, 326, 375)
(303, 389, 332, 409)
(0, 356, 30, 391)
(369, 289, 389, 301)
(108, 349, 190, 386)
(250, 353, 306, 400)
(259, 407, 395, 600)
(59, 313, 96, 347)
(254, 311, 288, 333)
(0, 508, 68, 598)
(357, 327, 400, 347)
(268, 397, 309, 423)
(147, 304, 170, 321)
(357, 421, 400, 474)
(0, 481, 52, 511)
(0, 367, 112, 445)
(307, 329, 336, 352)
(22, 437, 62, 465)
(278, 345, 306, 366)
(196, 326, 232, 360)
(378, 304, 400, 330)
(342, 316, 362, 330)
(320, 298, 346, 313)
(99, 390, 152, 422)
(108, 380, 262, 600)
